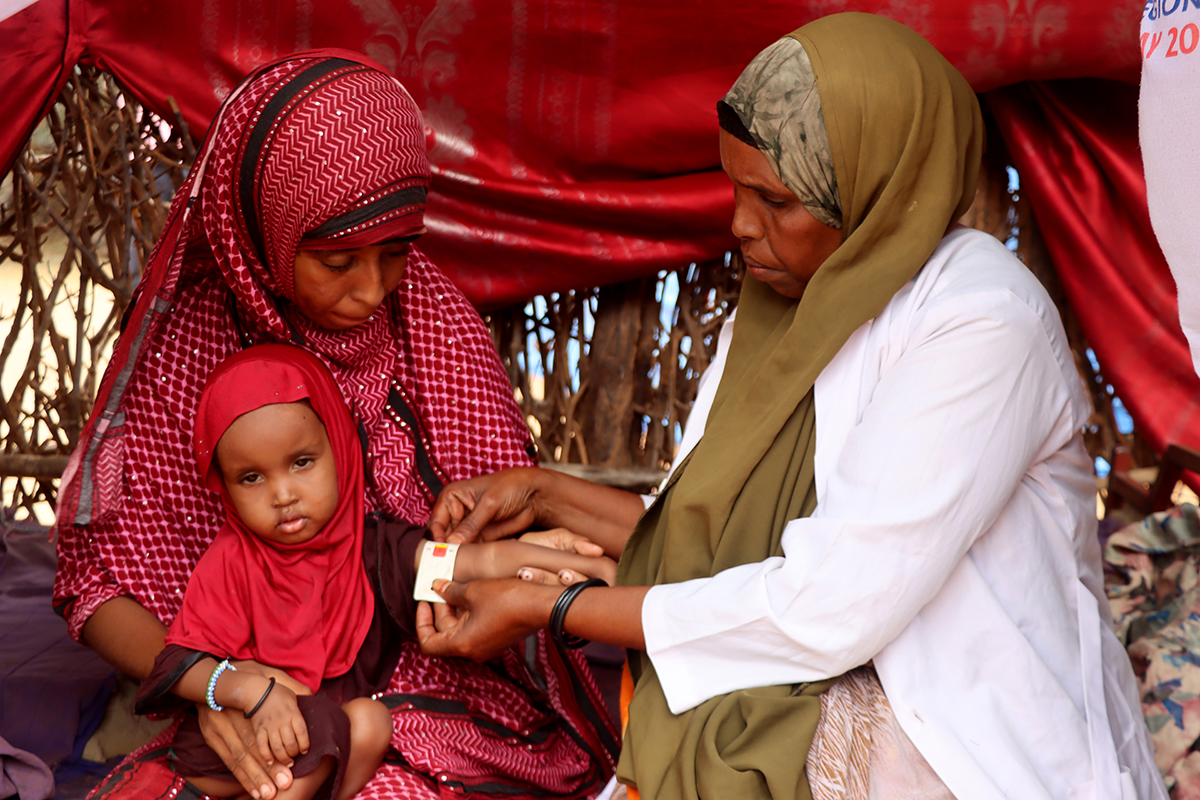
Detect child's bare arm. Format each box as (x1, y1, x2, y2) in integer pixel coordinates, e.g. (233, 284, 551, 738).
(232, 659, 312, 697)
(172, 657, 310, 765)
(452, 540, 617, 586)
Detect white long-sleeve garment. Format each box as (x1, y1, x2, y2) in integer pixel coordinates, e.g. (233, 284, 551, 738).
(640, 228, 1164, 800)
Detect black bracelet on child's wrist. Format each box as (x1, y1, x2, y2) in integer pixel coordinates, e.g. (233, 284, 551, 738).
(549, 578, 607, 650)
(244, 677, 276, 719)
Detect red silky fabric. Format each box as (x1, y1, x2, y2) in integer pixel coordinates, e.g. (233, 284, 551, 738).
(0, 0, 77, 179)
(1, 0, 1143, 307)
(989, 79, 1200, 474)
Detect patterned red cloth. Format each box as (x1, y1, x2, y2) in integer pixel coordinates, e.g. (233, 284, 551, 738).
(172, 345, 374, 693)
(52, 50, 616, 799)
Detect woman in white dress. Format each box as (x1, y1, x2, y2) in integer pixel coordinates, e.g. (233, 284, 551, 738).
(417, 13, 1165, 800)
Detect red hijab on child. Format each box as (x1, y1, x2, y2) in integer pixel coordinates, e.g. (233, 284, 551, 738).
(167, 344, 372, 692)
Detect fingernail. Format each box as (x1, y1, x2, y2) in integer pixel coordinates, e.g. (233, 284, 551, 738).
(432, 579, 447, 591)
(559, 570, 574, 583)
(518, 569, 533, 581)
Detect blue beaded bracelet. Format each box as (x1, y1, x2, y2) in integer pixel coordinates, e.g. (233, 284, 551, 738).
(206, 659, 237, 712)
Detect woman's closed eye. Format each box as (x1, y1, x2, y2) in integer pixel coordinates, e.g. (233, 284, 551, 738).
(759, 192, 785, 209)
(320, 256, 354, 273)
(320, 245, 409, 273)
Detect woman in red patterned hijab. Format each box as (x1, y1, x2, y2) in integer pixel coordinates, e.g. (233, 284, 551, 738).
(54, 51, 616, 800)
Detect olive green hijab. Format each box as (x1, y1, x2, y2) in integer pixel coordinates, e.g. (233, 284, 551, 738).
(614, 13, 982, 799)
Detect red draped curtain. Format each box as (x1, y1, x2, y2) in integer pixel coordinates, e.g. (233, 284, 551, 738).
(989, 79, 1200, 461)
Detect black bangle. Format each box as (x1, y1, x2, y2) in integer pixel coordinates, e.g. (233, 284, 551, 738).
(549, 578, 607, 650)
(244, 677, 276, 719)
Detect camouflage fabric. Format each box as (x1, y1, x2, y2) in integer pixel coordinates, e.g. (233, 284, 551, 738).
(1106, 503, 1200, 796)
(722, 36, 842, 229)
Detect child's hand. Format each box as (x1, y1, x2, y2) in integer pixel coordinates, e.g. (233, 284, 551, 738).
(518, 528, 605, 557)
(537, 554, 617, 587)
(454, 538, 617, 586)
(246, 679, 310, 766)
(517, 528, 613, 585)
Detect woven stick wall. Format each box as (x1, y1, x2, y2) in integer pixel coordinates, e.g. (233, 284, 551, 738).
(0, 67, 192, 520)
(0, 69, 1145, 517)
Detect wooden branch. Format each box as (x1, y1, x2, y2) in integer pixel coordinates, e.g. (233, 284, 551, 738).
(540, 462, 665, 493)
(13, 162, 129, 300)
(0, 454, 69, 479)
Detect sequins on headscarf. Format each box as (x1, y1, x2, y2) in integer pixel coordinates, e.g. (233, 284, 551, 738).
(722, 37, 842, 229)
(196, 56, 430, 321)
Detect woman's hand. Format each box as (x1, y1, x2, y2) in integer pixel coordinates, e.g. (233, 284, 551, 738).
(196, 705, 293, 800)
(417, 578, 651, 656)
(414, 578, 557, 662)
(430, 467, 645, 559)
(429, 467, 546, 544)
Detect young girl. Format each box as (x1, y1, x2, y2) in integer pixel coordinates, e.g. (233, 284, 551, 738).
(135, 344, 615, 800)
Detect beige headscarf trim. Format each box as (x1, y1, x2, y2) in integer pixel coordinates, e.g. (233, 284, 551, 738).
(723, 37, 842, 229)
(616, 13, 983, 800)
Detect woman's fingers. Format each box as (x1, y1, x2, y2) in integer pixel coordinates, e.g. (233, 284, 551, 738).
(415, 581, 481, 658)
(428, 490, 472, 542)
(198, 705, 291, 799)
(415, 597, 460, 636)
(513, 531, 617, 586)
(432, 467, 545, 544)
(417, 578, 551, 663)
(415, 600, 434, 635)
(415, 596, 465, 659)
(445, 496, 534, 545)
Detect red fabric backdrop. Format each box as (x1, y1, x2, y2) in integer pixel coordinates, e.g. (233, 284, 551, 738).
(990, 80, 1200, 457)
(2, 0, 1197, 461)
(0, 0, 1144, 305)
